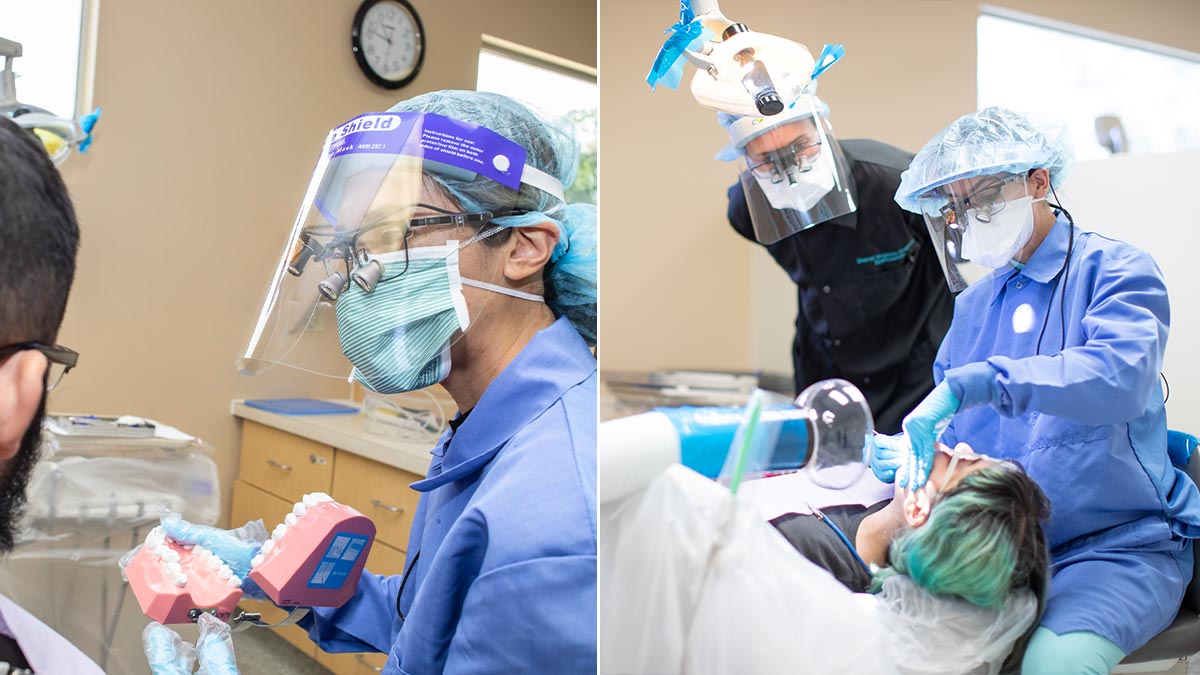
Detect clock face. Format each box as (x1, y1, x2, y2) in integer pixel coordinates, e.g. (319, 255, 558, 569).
(354, 0, 424, 88)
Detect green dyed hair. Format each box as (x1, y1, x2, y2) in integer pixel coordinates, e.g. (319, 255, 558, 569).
(873, 466, 1051, 608)
(871, 466, 1051, 673)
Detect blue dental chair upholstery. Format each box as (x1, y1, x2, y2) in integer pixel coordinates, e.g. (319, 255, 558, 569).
(1121, 431, 1200, 664)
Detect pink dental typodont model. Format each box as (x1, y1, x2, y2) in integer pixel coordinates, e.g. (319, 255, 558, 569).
(126, 492, 376, 625)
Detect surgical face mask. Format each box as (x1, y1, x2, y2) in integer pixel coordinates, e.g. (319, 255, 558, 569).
(753, 146, 835, 213)
(334, 238, 544, 395)
(961, 195, 1045, 268)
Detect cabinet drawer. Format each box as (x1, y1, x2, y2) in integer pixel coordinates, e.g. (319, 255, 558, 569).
(315, 541, 406, 673)
(230, 480, 316, 658)
(239, 421, 334, 500)
(333, 450, 422, 550)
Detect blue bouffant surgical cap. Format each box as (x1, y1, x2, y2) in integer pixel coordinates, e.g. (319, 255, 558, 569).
(388, 91, 597, 346)
(895, 106, 1074, 214)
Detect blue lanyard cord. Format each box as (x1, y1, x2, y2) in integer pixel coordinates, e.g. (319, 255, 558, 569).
(812, 508, 873, 576)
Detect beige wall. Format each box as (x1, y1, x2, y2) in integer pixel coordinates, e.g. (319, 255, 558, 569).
(51, 0, 596, 524)
(599, 0, 1200, 380)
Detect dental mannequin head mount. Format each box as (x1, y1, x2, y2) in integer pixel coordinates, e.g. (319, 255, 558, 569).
(649, 0, 843, 117)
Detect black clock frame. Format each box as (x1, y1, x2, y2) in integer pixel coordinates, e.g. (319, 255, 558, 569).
(351, 0, 426, 90)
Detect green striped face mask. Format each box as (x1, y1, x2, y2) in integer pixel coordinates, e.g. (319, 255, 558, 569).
(335, 237, 544, 394)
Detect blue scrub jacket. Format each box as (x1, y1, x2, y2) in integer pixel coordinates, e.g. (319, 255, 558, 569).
(937, 215, 1200, 653)
(301, 317, 597, 673)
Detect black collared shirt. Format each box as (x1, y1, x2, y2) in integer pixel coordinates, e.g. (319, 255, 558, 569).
(728, 139, 953, 434)
(770, 501, 890, 593)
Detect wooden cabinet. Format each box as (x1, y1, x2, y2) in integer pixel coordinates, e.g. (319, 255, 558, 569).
(332, 449, 422, 550)
(233, 420, 417, 669)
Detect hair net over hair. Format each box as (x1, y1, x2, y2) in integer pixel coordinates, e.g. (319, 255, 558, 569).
(868, 575, 1038, 675)
(387, 91, 597, 345)
(895, 106, 1074, 214)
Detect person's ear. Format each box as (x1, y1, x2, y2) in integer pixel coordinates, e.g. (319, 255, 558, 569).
(1028, 168, 1052, 199)
(0, 351, 47, 460)
(902, 485, 934, 528)
(504, 223, 559, 285)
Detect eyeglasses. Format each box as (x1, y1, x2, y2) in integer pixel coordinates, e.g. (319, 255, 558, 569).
(748, 136, 824, 183)
(938, 174, 1026, 227)
(0, 342, 79, 391)
(291, 203, 522, 300)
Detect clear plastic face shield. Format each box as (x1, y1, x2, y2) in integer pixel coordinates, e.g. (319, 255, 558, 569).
(915, 172, 1041, 292)
(718, 379, 874, 492)
(736, 100, 856, 244)
(239, 112, 549, 391)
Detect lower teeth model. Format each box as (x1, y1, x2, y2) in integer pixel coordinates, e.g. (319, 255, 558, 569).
(126, 493, 376, 624)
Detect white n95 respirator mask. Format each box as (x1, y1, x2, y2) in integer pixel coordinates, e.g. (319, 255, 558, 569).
(754, 146, 836, 213)
(961, 196, 1045, 269)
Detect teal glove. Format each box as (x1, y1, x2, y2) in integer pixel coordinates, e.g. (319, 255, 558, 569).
(869, 433, 908, 484)
(899, 382, 961, 490)
(160, 513, 269, 598)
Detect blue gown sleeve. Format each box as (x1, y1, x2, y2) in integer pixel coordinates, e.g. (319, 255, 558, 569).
(442, 555, 597, 675)
(298, 569, 401, 654)
(944, 246, 1168, 425)
(932, 327, 959, 448)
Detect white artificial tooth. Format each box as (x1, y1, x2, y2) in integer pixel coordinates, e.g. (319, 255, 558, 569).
(302, 494, 317, 507)
(314, 492, 333, 503)
(154, 544, 168, 557)
(229, 576, 241, 587)
(182, 544, 194, 550)
(207, 557, 221, 570)
(292, 502, 307, 517)
(218, 565, 232, 580)
(165, 562, 182, 576)
(284, 513, 298, 527)
(251, 554, 264, 568)
(163, 550, 181, 563)
(261, 539, 275, 555)
(272, 524, 287, 541)
(174, 574, 188, 587)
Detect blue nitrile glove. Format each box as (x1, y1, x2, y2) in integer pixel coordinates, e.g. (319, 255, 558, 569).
(869, 433, 909, 484)
(899, 382, 961, 490)
(160, 513, 269, 599)
(196, 612, 239, 675)
(143, 622, 196, 675)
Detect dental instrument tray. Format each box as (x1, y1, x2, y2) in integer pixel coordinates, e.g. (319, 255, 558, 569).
(54, 415, 157, 438)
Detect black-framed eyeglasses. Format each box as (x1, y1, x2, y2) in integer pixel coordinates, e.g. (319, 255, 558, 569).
(0, 342, 79, 391)
(292, 203, 526, 300)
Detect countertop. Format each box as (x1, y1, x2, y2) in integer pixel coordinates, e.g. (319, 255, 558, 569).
(230, 399, 435, 477)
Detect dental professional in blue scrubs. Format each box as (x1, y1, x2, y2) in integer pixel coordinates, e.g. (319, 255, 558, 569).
(149, 91, 597, 675)
(873, 107, 1200, 674)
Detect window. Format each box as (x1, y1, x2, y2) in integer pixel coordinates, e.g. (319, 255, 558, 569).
(977, 7, 1200, 161)
(0, 0, 95, 117)
(476, 36, 597, 204)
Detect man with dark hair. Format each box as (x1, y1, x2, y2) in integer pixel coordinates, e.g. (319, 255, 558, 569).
(0, 115, 101, 673)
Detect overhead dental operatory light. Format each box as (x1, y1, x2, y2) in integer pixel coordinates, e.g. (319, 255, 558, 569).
(0, 36, 100, 166)
(646, 0, 844, 116)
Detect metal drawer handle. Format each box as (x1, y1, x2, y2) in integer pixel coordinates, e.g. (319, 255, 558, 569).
(310, 453, 327, 465)
(266, 459, 292, 472)
(355, 654, 383, 672)
(370, 499, 403, 514)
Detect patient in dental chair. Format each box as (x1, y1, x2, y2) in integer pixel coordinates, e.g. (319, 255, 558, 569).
(772, 443, 1051, 674)
(599, 442, 1051, 675)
